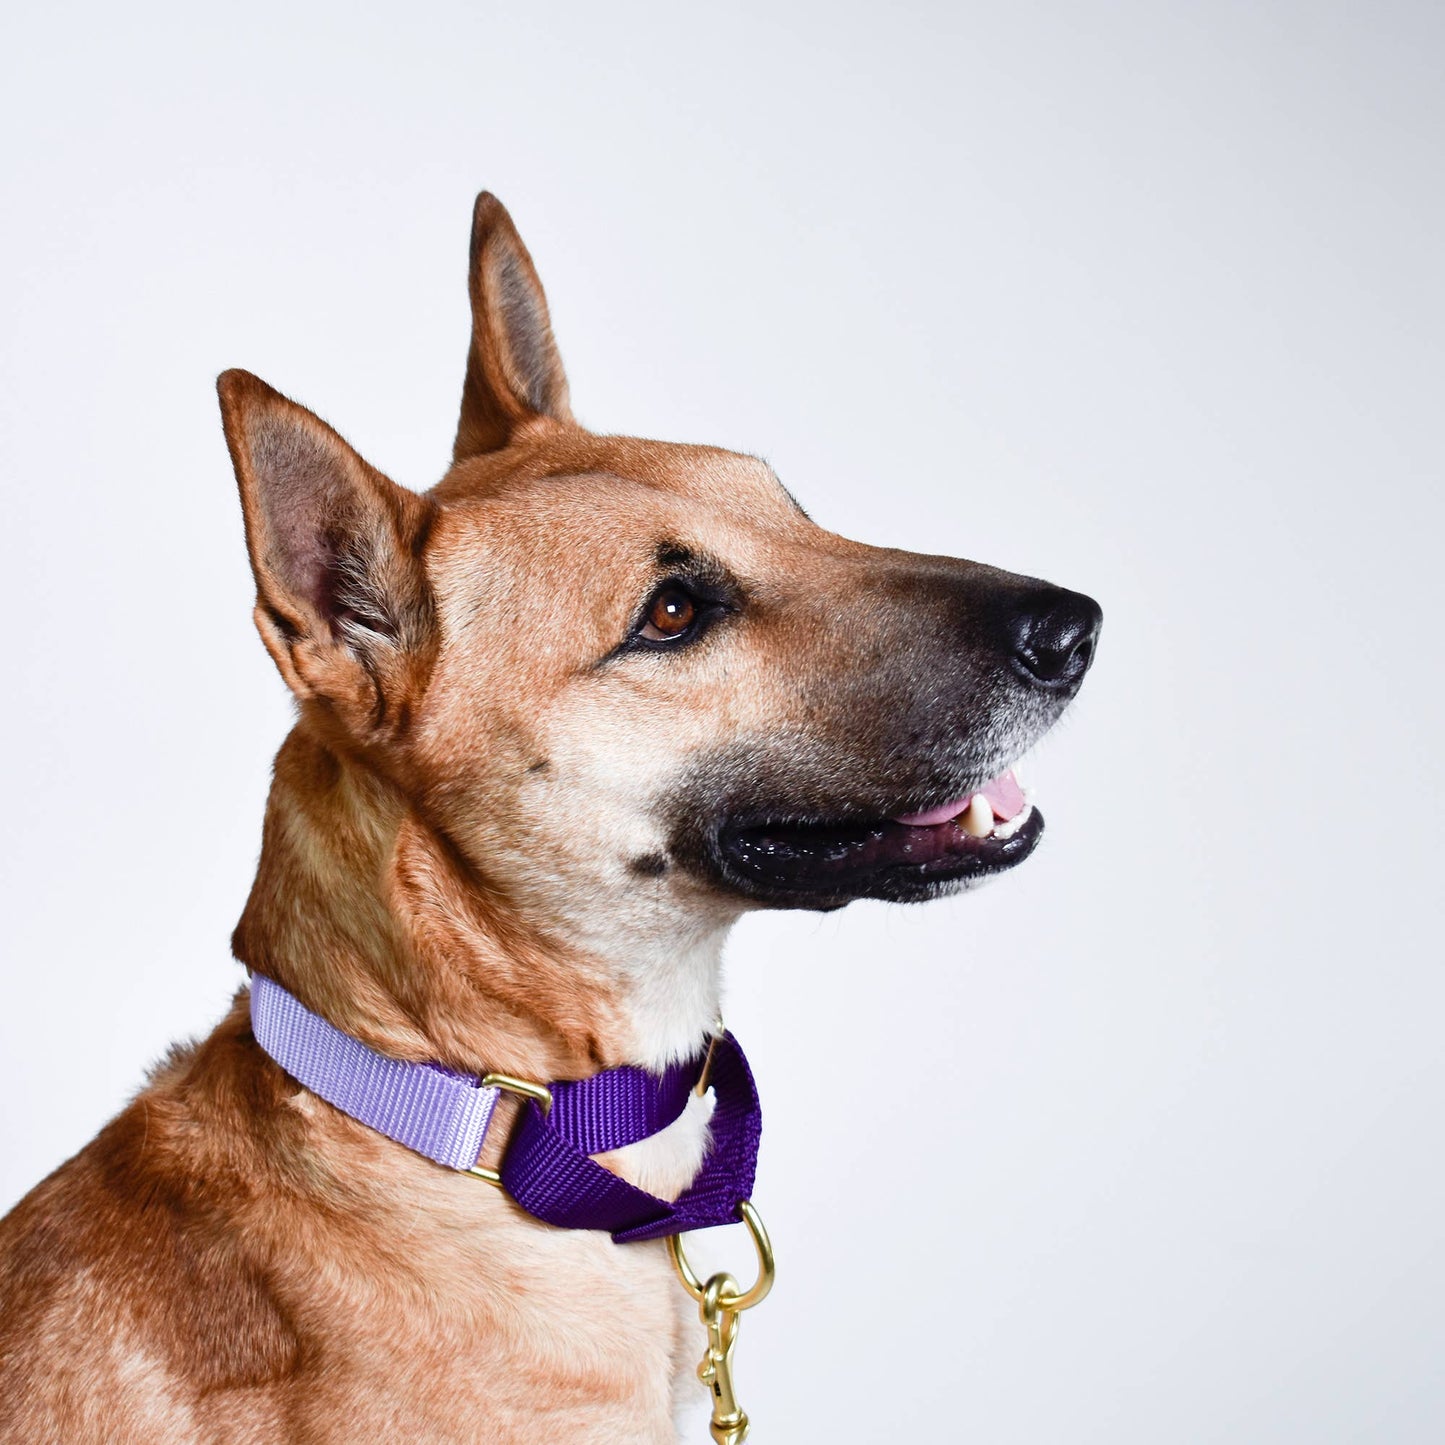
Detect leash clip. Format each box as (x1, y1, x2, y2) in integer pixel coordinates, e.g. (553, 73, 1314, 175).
(697, 1273, 747, 1444)
(668, 1200, 774, 1443)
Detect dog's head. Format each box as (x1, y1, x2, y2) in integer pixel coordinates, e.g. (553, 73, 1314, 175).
(220, 194, 1100, 967)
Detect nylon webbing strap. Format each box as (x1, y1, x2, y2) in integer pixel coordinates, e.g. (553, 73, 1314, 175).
(501, 1030, 760, 1242)
(250, 974, 500, 1172)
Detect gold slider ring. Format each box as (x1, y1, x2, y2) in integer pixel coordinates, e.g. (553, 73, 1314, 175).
(480, 1072, 553, 1115)
(464, 1072, 554, 1188)
(667, 1200, 775, 1313)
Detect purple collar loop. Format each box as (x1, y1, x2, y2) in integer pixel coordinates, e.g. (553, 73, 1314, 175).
(249, 974, 760, 1243)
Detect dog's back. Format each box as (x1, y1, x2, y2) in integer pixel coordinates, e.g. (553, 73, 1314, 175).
(1, 1012, 300, 1439)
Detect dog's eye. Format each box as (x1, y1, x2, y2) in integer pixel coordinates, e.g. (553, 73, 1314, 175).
(639, 585, 700, 643)
(616, 570, 738, 660)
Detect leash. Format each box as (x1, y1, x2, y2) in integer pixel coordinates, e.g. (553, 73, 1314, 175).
(249, 974, 772, 1442)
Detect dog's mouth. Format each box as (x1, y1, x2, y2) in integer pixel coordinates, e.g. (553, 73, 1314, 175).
(713, 767, 1043, 907)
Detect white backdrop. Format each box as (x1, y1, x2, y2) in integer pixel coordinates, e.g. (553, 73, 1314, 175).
(2, 3, 1442, 1441)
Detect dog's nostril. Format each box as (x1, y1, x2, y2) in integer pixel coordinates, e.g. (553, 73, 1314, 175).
(1008, 588, 1102, 689)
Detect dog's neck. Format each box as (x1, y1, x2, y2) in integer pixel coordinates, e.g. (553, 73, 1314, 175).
(232, 727, 730, 1081)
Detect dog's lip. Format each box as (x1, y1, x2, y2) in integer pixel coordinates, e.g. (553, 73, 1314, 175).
(710, 800, 1044, 905)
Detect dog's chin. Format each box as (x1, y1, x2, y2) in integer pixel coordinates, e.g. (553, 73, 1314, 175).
(706, 804, 1045, 911)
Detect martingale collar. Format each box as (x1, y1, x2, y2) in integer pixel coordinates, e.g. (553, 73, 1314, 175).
(249, 974, 761, 1243)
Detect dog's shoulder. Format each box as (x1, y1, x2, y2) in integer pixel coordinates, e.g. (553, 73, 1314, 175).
(0, 1008, 302, 1439)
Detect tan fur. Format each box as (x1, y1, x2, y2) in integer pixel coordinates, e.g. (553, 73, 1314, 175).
(0, 192, 1095, 1441)
(0, 1008, 692, 1442)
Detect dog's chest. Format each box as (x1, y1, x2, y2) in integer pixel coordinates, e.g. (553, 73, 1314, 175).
(257, 1097, 717, 1441)
(279, 1203, 692, 1442)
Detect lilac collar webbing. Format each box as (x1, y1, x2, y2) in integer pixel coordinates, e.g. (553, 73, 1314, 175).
(249, 974, 761, 1243)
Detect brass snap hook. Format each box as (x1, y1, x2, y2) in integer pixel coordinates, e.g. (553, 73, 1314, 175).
(670, 1207, 774, 1445)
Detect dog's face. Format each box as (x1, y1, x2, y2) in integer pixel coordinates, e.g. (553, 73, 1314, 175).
(220, 194, 1099, 962)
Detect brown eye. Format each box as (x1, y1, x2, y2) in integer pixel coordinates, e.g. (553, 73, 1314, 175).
(641, 586, 698, 642)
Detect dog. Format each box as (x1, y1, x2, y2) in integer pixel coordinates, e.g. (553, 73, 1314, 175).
(0, 192, 1100, 1442)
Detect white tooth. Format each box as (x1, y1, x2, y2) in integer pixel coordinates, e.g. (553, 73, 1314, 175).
(961, 794, 994, 838)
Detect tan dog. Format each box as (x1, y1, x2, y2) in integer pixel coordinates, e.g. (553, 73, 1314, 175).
(0, 193, 1100, 1442)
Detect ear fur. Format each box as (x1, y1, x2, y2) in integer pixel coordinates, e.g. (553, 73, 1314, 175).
(217, 369, 435, 731)
(453, 192, 573, 461)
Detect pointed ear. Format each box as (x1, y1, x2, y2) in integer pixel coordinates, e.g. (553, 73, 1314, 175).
(218, 370, 436, 731)
(453, 192, 573, 461)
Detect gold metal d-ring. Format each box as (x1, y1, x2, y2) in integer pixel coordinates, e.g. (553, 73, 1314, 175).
(667, 1200, 775, 1313)
(464, 1074, 554, 1189)
(480, 1072, 553, 1115)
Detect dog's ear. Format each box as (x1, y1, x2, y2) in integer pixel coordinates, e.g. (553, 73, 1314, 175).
(453, 191, 573, 461)
(218, 370, 435, 731)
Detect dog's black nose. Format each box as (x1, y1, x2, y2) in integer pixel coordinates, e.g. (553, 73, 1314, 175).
(1008, 587, 1102, 689)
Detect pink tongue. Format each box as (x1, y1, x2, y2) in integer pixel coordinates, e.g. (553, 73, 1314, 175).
(890, 770, 1026, 827)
